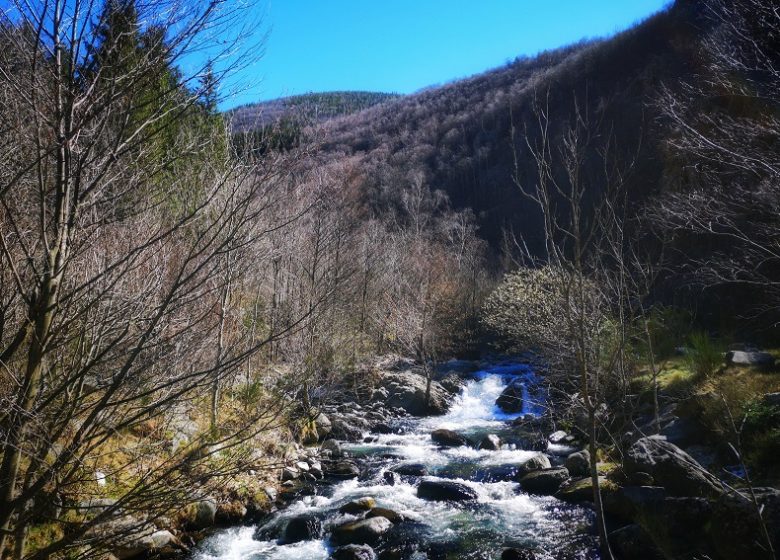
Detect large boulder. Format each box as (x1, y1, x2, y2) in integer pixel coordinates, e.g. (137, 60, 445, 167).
(478, 434, 502, 451)
(608, 524, 659, 560)
(331, 544, 377, 560)
(726, 350, 775, 367)
(709, 488, 780, 559)
(377, 371, 451, 416)
(564, 450, 590, 477)
(625, 436, 723, 498)
(513, 453, 552, 478)
(496, 380, 524, 413)
(431, 429, 467, 447)
(324, 460, 361, 479)
(501, 548, 536, 560)
(113, 529, 183, 560)
(282, 514, 323, 543)
(332, 517, 393, 546)
(321, 439, 342, 458)
(193, 498, 217, 528)
(339, 498, 376, 515)
(367, 507, 404, 524)
(519, 467, 569, 495)
(555, 476, 616, 504)
(314, 413, 332, 440)
(417, 480, 479, 501)
(391, 463, 428, 476)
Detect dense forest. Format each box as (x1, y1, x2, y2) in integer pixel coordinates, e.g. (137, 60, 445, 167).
(1, 0, 779, 559)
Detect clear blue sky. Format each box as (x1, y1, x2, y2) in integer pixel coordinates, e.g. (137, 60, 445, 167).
(221, 0, 672, 110)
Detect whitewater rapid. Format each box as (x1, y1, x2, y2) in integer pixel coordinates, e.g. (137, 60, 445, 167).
(192, 363, 595, 560)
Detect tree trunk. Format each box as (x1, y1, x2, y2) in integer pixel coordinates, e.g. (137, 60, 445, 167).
(589, 406, 613, 560)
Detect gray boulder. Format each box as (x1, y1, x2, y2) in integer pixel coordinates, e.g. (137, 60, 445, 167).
(366, 507, 404, 524)
(417, 480, 478, 501)
(726, 350, 775, 367)
(391, 463, 428, 476)
(377, 371, 451, 416)
(283, 514, 323, 543)
(519, 466, 569, 495)
(193, 498, 216, 528)
(514, 453, 551, 477)
(114, 529, 182, 560)
(431, 429, 467, 447)
(321, 439, 342, 458)
(324, 460, 361, 479)
(339, 497, 376, 515)
(331, 544, 377, 560)
(478, 434, 502, 450)
(564, 450, 590, 477)
(496, 381, 524, 413)
(608, 524, 658, 560)
(314, 413, 332, 440)
(332, 517, 393, 546)
(625, 436, 723, 498)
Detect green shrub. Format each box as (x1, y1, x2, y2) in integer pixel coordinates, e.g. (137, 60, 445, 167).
(686, 331, 723, 380)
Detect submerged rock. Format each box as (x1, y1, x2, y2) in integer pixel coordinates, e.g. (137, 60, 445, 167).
(430, 428, 467, 447)
(282, 514, 323, 543)
(519, 466, 569, 495)
(417, 479, 478, 501)
(625, 436, 723, 498)
(332, 517, 393, 545)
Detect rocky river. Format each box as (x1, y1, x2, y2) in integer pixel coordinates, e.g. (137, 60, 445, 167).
(190, 362, 598, 560)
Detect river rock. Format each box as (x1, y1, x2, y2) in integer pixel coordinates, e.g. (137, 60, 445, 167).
(340, 497, 376, 515)
(431, 429, 467, 447)
(625, 436, 723, 498)
(330, 416, 367, 442)
(555, 476, 615, 503)
(496, 380, 524, 413)
(709, 488, 780, 559)
(377, 371, 451, 416)
(332, 517, 393, 545)
(331, 544, 377, 560)
(519, 466, 569, 495)
(478, 434, 502, 450)
(113, 529, 183, 560)
(417, 480, 478, 501)
(324, 460, 361, 479)
(608, 524, 658, 560)
(321, 439, 342, 458)
(281, 467, 299, 481)
(315, 413, 332, 439)
(392, 463, 428, 476)
(383, 471, 399, 485)
(193, 498, 217, 528)
(726, 350, 775, 367)
(282, 514, 323, 543)
(501, 548, 536, 560)
(514, 453, 551, 477)
(367, 507, 404, 524)
(215, 501, 247, 525)
(564, 450, 590, 477)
